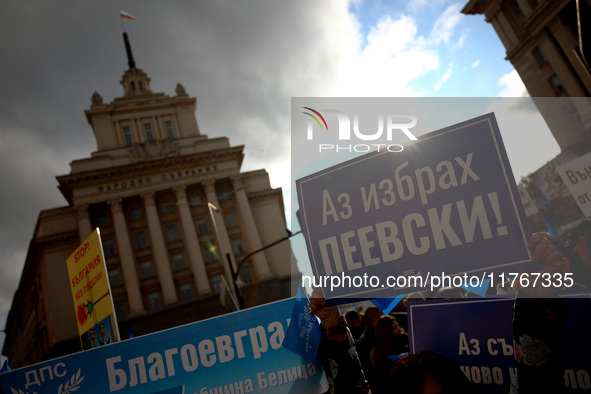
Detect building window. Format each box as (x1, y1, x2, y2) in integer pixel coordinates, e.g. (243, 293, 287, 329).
(218, 190, 229, 202)
(144, 124, 153, 140)
(533, 47, 547, 65)
(108, 269, 122, 287)
(131, 81, 136, 91)
(190, 196, 202, 207)
(550, 75, 565, 94)
(179, 283, 193, 301)
(98, 213, 110, 227)
(240, 266, 254, 284)
(232, 239, 244, 255)
(197, 219, 209, 234)
(167, 225, 179, 241)
(135, 232, 148, 249)
(114, 301, 127, 320)
(164, 121, 174, 139)
(204, 244, 218, 262)
(173, 253, 186, 270)
(103, 240, 115, 257)
(210, 275, 222, 293)
(141, 261, 154, 278)
(161, 203, 173, 214)
(138, 80, 143, 90)
(122, 126, 132, 146)
(147, 292, 161, 311)
(224, 213, 237, 228)
(129, 208, 142, 220)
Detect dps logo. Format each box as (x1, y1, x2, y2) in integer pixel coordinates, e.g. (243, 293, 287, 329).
(302, 107, 417, 153)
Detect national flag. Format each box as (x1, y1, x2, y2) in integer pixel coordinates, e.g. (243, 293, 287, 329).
(120, 11, 135, 20)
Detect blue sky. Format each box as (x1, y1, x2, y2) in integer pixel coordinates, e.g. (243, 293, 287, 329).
(341, 0, 524, 97)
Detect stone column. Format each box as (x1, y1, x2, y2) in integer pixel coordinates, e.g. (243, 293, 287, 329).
(152, 116, 159, 139)
(141, 192, 179, 305)
(107, 198, 145, 315)
(496, 11, 519, 48)
(544, 20, 591, 139)
(76, 204, 93, 242)
(515, 0, 532, 17)
(174, 185, 212, 295)
(547, 18, 591, 96)
(231, 176, 272, 279)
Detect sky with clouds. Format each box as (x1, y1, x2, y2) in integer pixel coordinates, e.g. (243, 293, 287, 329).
(0, 0, 562, 364)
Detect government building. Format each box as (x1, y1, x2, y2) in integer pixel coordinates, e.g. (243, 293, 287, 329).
(462, 0, 591, 237)
(2, 33, 298, 368)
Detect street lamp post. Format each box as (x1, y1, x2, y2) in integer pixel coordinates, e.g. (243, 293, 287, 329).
(207, 202, 240, 311)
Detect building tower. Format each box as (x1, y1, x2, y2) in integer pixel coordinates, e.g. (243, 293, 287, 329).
(2, 32, 297, 368)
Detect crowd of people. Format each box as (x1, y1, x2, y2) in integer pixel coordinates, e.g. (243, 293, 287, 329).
(308, 219, 591, 393)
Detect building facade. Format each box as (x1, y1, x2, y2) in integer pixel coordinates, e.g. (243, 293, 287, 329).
(462, 0, 591, 155)
(2, 34, 297, 368)
(462, 0, 591, 236)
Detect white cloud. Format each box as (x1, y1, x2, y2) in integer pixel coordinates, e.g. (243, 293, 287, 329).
(434, 67, 453, 91)
(336, 14, 439, 96)
(407, 0, 451, 13)
(471, 59, 480, 68)
(498, 70, 529, 97)
(429, 3, 464, 45)
(454, 33, 467, 48)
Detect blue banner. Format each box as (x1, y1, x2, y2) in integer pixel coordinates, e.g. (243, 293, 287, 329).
(408, 296, 591, 393)
(296, 113, 531, 300)
(0, 299, 327, 394)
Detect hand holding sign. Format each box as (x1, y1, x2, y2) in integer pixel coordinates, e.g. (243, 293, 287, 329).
(520, 232, 568, 297)
(309, 286, 340, 329)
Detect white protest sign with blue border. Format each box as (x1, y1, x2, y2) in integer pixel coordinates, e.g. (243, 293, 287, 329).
(296, 113, 531, 300)
(0, 298, 327, 394)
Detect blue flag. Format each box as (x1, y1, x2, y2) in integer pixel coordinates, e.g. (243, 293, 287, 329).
(0, 360, 10, 373)
(372, 295, 405, 315)
(282, 286, 322, 364)
(388, 352, 409, 365)
(459, 279, 491, 297)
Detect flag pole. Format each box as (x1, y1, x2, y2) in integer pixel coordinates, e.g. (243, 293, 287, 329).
(120, 13, 126, 33)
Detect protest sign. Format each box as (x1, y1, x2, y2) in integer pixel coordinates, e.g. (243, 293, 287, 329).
(530, 152, 576, 201)
(517, 183, 539, 218)
(408, 296, 591, 393)
(66, 228, 119, 349)
(0, 298, 327, 394)
(557, 151, 591, 218)
(297, 113, 531, 300)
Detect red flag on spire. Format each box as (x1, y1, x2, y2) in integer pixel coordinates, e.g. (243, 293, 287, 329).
(120, 11, 135, 20)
